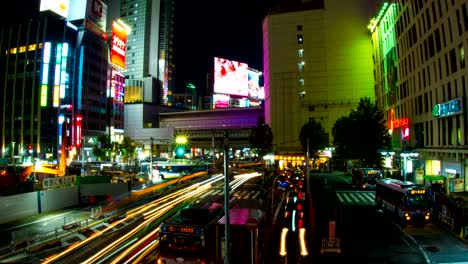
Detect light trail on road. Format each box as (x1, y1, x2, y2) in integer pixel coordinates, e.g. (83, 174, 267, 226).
(43, 173, 258, 264)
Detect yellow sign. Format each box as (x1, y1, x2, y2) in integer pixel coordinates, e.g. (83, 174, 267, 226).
(410, 189, 426, 195)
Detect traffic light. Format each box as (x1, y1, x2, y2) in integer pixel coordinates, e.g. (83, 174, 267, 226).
(176, 146, 186, 158)
(27, 145, 33, 154)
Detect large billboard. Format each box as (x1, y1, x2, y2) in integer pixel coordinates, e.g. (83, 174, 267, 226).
(40, 0, 70, 19)
(248, 69, 264, 100)
(214, 57, 249, 96)
(111, 21, 128, 69)
(68, 0, 107, 31)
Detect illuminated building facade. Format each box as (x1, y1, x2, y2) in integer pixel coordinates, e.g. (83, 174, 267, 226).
(0, 0, 122, 162)
(262, 0, 378, 155)
(370, 1, 468, 192)
(0, 10, 80, 162)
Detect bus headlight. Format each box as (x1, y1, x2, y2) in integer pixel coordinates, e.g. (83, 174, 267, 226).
(425, 212, 430, 220)
(404, 212, 411, 221)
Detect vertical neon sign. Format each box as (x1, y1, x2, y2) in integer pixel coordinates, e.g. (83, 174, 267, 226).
(76, 114, 82, 148)
(41, 42, 51, 107)
(53, 44, 62, 107)
(60, 43, 68, 99)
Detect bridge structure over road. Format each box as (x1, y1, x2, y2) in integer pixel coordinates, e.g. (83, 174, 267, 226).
(158, 107, 264, 149)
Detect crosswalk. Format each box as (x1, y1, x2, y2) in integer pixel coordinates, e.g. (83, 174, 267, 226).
(199, 188, 264, 200)
(336, 191, 375, 206)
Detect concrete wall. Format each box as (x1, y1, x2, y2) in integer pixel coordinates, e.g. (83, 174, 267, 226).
(39, 187, 79, 213)
(0, 192, 37, 224)
(0, 183, 130, 224)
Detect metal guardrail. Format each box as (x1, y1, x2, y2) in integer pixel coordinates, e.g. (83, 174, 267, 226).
(432, 209, 455, 231)
(441, 214, 455, 231)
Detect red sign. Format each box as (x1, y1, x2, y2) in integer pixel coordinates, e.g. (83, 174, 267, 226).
(245, 217, 258, 231)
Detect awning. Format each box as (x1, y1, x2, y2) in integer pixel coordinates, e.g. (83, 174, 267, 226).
(423, 174, 445, 181)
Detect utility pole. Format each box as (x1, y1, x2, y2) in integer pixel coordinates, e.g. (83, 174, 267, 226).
(306, 137, 310, 192)
(223, 130, 231, 264)
(150, 137, 154, 178)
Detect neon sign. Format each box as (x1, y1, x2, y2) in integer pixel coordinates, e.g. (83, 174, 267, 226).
(392, 117, 408, 129)
(432, 97, 463, 118)
(387, 108, 409, 130)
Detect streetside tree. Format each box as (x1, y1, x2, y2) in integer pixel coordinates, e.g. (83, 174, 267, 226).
(119, 136, 137, 165)
(249, 123, 273, 160)
(299, 119, 328, 171)
(332, 97, 391, 168)
(93, 134, 112, 161)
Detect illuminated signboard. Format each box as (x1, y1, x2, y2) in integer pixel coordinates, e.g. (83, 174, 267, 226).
(213, 94, 230, 109)
(214, 57, 249, 96)
(432, 97, 463, 118)
(111, 21, 128, 69)
(40, 0, 70, 19)
(410, 189, 426, 195)
(391, 117, 408, 129)
(86, 0, 107, 32)
(165, 225, 201, 235)
(84, 19, 108, 41)
(76, 114, 82, 147)
(248, 69, 264, 100)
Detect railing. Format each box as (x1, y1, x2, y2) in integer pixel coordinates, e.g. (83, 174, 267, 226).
(432, 209, 455, 231)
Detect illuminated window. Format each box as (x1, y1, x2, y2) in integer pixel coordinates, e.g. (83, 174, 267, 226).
(459, 44, 465, 68)
(299, 77, 304, 86)
(297, 35, 303, 44)
(298, 49, 304, 58)
(298, 62, 304, 72)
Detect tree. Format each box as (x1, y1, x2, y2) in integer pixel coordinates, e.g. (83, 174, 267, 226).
(93, 134, 113, 161)
(119, 136, 137, 164)
(332, 97, 391, 167)
(249, 123, 273, 158)
(299, 119, 328, 170)
(332, 115, 355, 159)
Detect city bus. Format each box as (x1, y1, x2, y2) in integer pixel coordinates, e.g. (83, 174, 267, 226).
(352, 167, 383, 190)
(158, 195, 267, 264)
(375, 178, 431, 224)
(141, 159, 214, 180)
(157, 194, 233, 263)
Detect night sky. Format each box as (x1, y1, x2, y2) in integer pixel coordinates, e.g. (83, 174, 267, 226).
(174, 0, 276, 93)
(2, 0, 278, 95)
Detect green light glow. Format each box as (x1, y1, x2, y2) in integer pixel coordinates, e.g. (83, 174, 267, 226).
(370, 2, 398, 108)
(367, 2, 390, 33)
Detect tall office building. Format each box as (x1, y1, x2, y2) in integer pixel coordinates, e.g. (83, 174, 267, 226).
(263, 0, 379, 155)
(370, 1, 468, 192)
(120, 0, 175, 106)
(120, 0, 179, 157)
(0, 0, 124, 162)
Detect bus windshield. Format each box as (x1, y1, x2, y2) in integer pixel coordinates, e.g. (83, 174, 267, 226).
(406, 194, 428, 209)
(160, 233, 203, 253)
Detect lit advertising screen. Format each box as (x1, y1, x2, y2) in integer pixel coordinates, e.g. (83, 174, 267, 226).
(111, 21, 128, 69)
(213, 94, 230, 109)
(214, 57, 248, 96)
(248, 70, 264, 100)
(40, 0, 70, 19)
